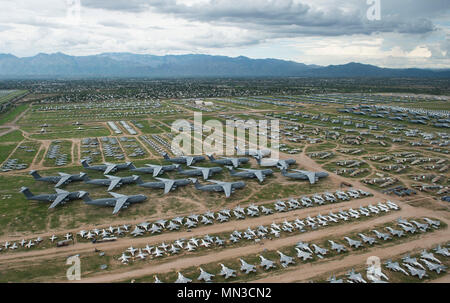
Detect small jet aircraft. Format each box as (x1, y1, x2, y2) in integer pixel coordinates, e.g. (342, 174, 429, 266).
(296, 241, 313, 254)
(346, 269, 367, 283)
(191, 178, 245, 197)
(420, 250, 441, 263)
(197, 268, 215, 282)
(219, 264, 236, 279)
(277, 251, 295, 267)
(235, 146, 270, 158)
(175, 272, 192, 283)
(358, 233, 377, 245)
(403, 263, 427, 279)
(29, 170, 87, 188)
(402, 255, 425, 270)
(82, 192, 147, 214)
(130, 163, 179, 177)
(420, 259, 446, 274)
(239, 259, 257, 274)
(372, 230, 392, 240)
(206, 154, 249, 168)
(226, 166, 273, 183)
(20, 187, 87, 209)
(312, 244, 328, 256)
(81, 159, 133, 175)
(259, 255, 276, 270)
(118, 253, 130, 264)
(344, 237, 363, 249)
(137, 177, 192, 194)
(281, 168, 328, 184)
(385, 259, 409, 275)
(434, 245, 450, 257)
(328, 240, 347, 253)
(177, 165, 223, 180)
(386, 227, 405, 237)
(163, 152, 205, 166)
(327, 275, 343, 283)
(85, 175, 140, 191)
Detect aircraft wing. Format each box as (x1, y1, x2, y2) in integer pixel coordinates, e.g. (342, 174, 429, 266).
(163, 180, 175, 194)
(113, 197, 129, 215)
(55, 175, 71, 187)
(254, 171, 264, 183)
(152, 165, 163, 177)
(304, 172, 316, 184)
(49, 192, 69, 209)
(221, 183, 232, 198)
(201, 168, 210, 180)
(104, 164, 117, 175)
(108, 178, 122, 191)
(231, 158, 239, 168)
(109, 192, 126, 199)
(185, 157, 194, 166)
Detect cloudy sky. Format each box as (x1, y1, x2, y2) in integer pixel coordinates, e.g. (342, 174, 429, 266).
(0, 0, 448, 68)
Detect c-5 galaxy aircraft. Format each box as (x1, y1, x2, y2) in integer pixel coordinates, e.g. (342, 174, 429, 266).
(81, 159, 133, 175)
(177, 165, 223, 180)
(255, 156, 296, 169)
(191, 178, 245, 198)
(130, 163, 179, 177)
(162, 152, 205, 166)
(226, 166, 273, 183)
(29, 170, 87, 188)
(206, 154, 249, 168)
(85, 175, 140, 191)
(235, 146, 271, 158)
(20, 187, 87, 209)
(82, 192, 147, 215)
(280, 168, 328, 184)
(137, 177, 192, 194)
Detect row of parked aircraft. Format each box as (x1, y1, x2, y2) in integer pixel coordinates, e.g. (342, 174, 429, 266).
(114, 202, 400, 264)
(329, 245, 448, 283)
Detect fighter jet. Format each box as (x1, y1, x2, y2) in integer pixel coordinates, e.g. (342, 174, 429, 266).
(235, 146, 271, 158)
(312, 244, 328, 256)
(136, 250, 147, 260)
(346, 269, 367, 283)
(255, 156, 296, 169)
(175, 272, 192, 283)
(411, 220, 429, 232)
(163, 152, 205, 166)
(358, 233, 376, 245)
(420, 259, 446, 274)
(261, 206, 274, 215)
(328, 240, 347, 253)
(177, 165, 222, 180)
(239, 259, 257, 274)
(118, 253, 130, 264)
(434, 245, 450, 257)
(398, 223, 417, 234)
(81, 159, 133, 175)
(227, 166, 273, 183)
(197, 268, 215, 282)
(29, 170, 87, 188)
(385, 260, 409, 276)
(327, 275, 343, 283)
(402, 255, 425, 270)
(386, 227, 405, 237)
(130, 163, 179, 177)
(85, 175, 140, 191)
(153, 247, 165, 257)
(366, 264, 389, 282)
(168, 245, 180, 255)
(277, 251, 295, 267)
(423, 218, 440, 229)
(137, 177, 192, 194)
(20, 187, 87, 209)
(130, 226, 145, 237)
(280, 169, 328, 184)
(259, 255, 276, 270)
(219, 264, 236, 279)
(403, 263, 428, 279)
(82, 192, 147, 214)
(296, 241, 313, 254)
(192, 178, 245, 197)
(372, 230, 392, 241)
(344, 237, 363, 249)
(207, 154, 249, 168)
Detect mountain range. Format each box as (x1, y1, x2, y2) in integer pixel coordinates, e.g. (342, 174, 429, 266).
(0, 52, 448, 79)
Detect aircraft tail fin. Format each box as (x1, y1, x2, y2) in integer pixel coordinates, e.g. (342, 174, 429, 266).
(134, 176, 143, 185)
(29, 170, 41, 179)
(128, 163, 136, 170)
(207, 154, 215, 161)
(80, 159, 90, 168)
(20, 187, 34, 199)
(162, 152, 170, 160)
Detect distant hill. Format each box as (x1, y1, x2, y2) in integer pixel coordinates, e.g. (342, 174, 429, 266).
(0, 52, 448, 79)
